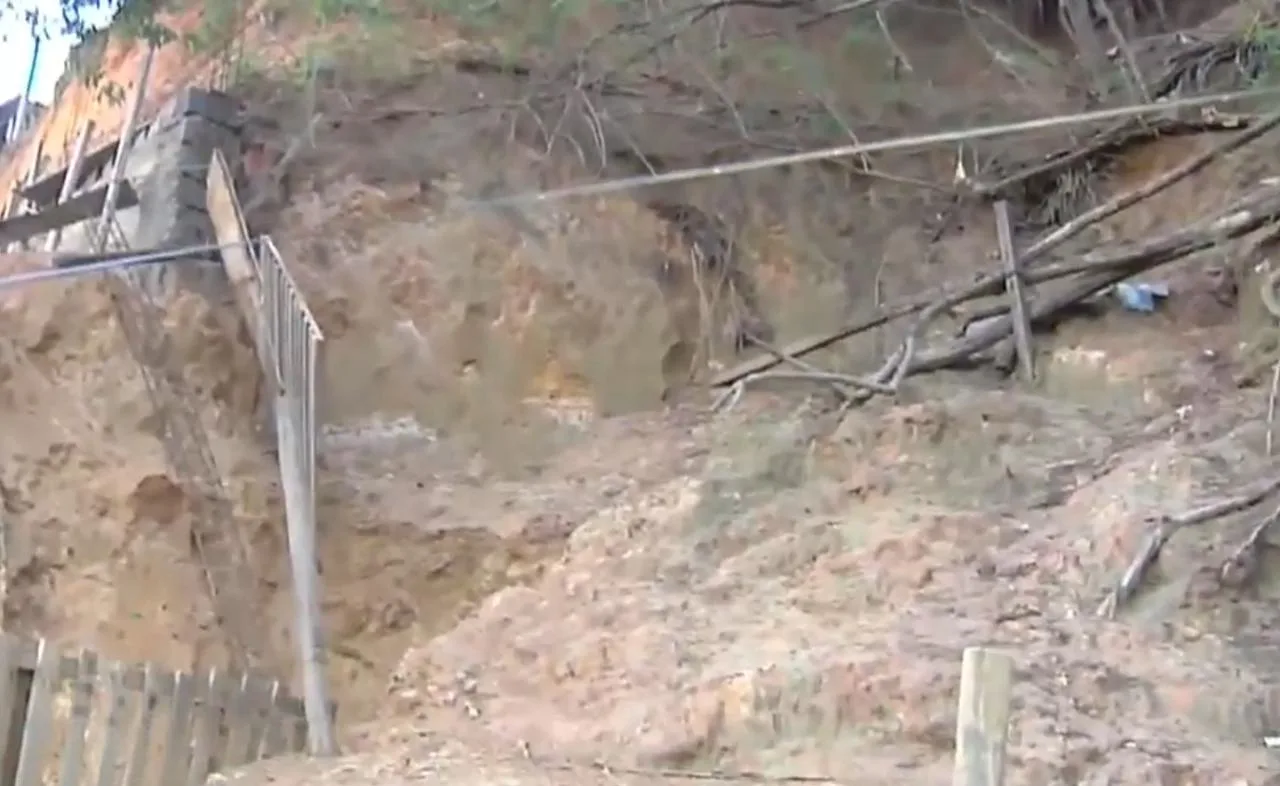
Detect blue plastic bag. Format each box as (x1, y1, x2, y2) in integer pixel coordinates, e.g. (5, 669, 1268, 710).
(1114, 281, 1170, 314)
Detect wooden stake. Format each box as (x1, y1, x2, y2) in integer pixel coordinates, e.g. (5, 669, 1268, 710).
(44, 121, 96, 252)
(95, 45, 156, 247)
(994, 201, 1035, 381)
(952, 647, 1014, 786)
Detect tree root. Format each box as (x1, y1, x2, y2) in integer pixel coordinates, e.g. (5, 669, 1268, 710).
(1099, 477, 1280, 618)
(710, 111, 1280, 413)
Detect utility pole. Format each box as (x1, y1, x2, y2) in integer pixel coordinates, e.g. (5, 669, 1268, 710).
(9, 21, 41, 144)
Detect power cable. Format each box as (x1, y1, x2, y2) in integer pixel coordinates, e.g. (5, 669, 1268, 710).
(466, 86, 1280, 207)
(0, 241, 241, 292)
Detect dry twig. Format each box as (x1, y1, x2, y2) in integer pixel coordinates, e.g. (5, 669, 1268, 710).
(1218, 501, 1280, 589)
(973, 112, 1261, 208)
(712, 110, 1280, 388)
(1267, 360, 1280, 458)
(1098, 474, 1280, 617)
(714, 182, 1280, 408)
(1016, 110, 1280, 266)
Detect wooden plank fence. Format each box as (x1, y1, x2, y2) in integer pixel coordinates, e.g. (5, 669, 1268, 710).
(0, 634, 312, 786)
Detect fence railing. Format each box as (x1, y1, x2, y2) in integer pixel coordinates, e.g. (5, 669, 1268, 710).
(205, 148, 334, 755)
(253, 236, 333, 755)
(0, 633, 309, 786)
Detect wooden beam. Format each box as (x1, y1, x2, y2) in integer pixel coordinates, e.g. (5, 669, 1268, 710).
(12, 640, 57, 786)
(44, 121, 96, 252)
(994, 201, 1035, 381)
(0, 135, 45, 253)
(0, 181, 139, 248)
(952, 647, 1014, 786)
(206, 147, 271, 383)
(0, 636, 27, 786)
(96, 45, 153, 244)
(18, 138, 120, 208)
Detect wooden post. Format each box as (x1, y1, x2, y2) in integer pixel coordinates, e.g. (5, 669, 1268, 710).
(122, 663, 161, 786)
(44, 122, 96, 252)
(288, 329, 336, 757)
(952, 647, 1014, 786)
(57, 650, 97, 786)
(0, 636, 28, 786)
(242, 679, 279, 763)
(97, 46, 156, 246)
(158, 671, 195, 786)
(994, 201, 1035, 381)
(7, 26, 40, 145)
(94, 663, 135, 786)
(186, 669, 226, 786)
(18, 136, 45, 217)
(4, 136, 45, 253)
(206, 148, 268, 368)
(12, 639, 59, 786)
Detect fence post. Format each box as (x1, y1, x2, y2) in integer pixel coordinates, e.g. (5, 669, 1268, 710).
(96, 45, 154, 241)
(44, 121, 97, 252)
(0, 636, 28, 786)
(158, 671, 195, 786)
(13, 639, 59, 786)
(952, 646, 1014, 786)
(257, 238, 334, 756)
(95, 662, 134, 786)
(58, 650, 97, 786)
(7, 25, 40, 144)
(994, 201, 1035, 381)
(122, 663, 162, 786)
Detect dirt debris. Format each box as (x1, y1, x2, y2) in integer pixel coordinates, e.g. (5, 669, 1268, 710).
(6, 1, 1280, 785)
(376, 387, 1280, 786)
(211, 379, 1280, 786)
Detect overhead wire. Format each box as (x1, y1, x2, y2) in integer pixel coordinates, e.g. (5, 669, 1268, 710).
(0, 241, 242, 292)
(465, 85, 1280, 207)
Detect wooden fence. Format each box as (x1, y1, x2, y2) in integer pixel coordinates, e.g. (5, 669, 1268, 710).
(0, 634, 311, 786)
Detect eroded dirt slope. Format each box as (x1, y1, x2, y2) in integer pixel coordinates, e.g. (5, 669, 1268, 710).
(4, 1, 1280, 783)
(232, 66, 1280, 783)
(232, 376, 1280, 786)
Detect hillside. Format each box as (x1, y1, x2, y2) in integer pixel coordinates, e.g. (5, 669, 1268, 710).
(2, 0, 1280, 783)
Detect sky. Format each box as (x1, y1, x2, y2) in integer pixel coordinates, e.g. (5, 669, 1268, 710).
(1, 0, 114, 105)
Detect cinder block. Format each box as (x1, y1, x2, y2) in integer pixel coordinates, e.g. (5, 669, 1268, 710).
(166, 87, 244, 130)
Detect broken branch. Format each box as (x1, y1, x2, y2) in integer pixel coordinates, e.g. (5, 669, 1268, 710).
(1098, 472, 1280, 617)
(712, 112, 1280, 388)
(994, 200, 1034, 381)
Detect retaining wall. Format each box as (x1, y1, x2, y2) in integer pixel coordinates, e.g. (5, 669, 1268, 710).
(45, 87, 245, 299)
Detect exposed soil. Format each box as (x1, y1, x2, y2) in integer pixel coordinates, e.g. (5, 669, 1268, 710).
(3, 0, 1280, 785)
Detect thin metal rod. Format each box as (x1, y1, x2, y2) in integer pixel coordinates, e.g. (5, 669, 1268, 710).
(3, 136, 45, 251)
(8, 26, 40, 144)
(45, 122, 97, 252)
(258, 235, 334, 756)
(98, 46, 155, 242)
(0, 244, 238, 292)
(53, 240, 233, 269)
(259, 236, 322, 339)
(471, 85, 1280, 207)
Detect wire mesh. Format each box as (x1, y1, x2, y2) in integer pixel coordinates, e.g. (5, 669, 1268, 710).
(86, 216, 262, 672)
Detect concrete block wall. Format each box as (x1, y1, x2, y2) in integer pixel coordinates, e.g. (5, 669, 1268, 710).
(51, 87, 245, 301)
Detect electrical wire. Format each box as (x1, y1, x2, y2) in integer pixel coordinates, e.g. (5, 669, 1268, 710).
(0, 241, 242, 293)
(467, 85, 1280, 207)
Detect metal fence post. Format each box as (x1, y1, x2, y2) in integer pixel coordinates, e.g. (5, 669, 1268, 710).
(256, 238, 334, 755)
